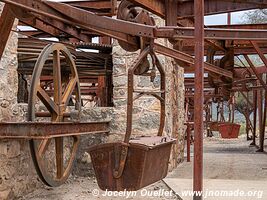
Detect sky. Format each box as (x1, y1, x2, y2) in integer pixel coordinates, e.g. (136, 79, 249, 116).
(204, 11, 246, 25)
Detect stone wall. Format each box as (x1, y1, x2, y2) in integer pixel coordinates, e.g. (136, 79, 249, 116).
(0, 3, 39, 199)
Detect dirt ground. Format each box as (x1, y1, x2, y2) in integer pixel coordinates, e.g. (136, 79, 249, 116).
(18, 177, 180, 200)
(164, 136, 267, 200)
(168, 136, 267, 181)
(19, 136, 267, 200)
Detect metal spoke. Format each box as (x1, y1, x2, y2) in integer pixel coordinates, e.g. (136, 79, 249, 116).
(37, 86, 59, 115)
(55, 137, 64, 179)
(62, 77, 77, 107)
(53, 50, 62, 108)
(37, 139, 51, 158)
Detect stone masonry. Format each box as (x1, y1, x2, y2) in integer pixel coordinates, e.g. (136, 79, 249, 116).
(0, 3, 40, 200)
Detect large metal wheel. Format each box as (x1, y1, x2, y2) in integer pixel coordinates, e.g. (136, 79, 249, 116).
(28, 43, 81, 187)
(117, 0, 155, 52)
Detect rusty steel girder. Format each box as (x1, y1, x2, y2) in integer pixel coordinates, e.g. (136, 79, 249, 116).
(0, 121, 109, 139)
(2, 0, 267, 41)
(0, 5, 15, 59)
(127, 0, 267, 18)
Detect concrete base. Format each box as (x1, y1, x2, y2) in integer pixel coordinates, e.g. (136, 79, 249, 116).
(163, 137, 267, 200)
(164, 178, 265, 200)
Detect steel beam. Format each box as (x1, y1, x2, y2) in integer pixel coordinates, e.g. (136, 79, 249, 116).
(178, 0, 267, 17)
(240, 91, 254, 108)
(251, 83, 257, 145)
(19, 17, 61, 37)
(66, 1, 114, 10)
(165, 0, 178, 26)
(251, 41, 267, 71)
(37, 16, 91, 42)
(128, 0, 165, 18)
(180, 45, 267, 56)
(0, 4, 15, 60)
(193, 0, 204, 199)
(0, 121, 109, 139)
(156, 27, 267, 41)
(2, 0, 267, 44)
(259, 89, 267, 151)
(129, 0, 267, 18)
(1, 0, 137, 46)
(243, 55, 267, 91)
(207, 23, 267, 30)
(44, 1, 154, 38)
(154, 43, 233, 78)
(249, 43, 267, 150)
(257, 83, 263, 152)
(185, 122, 192, 162)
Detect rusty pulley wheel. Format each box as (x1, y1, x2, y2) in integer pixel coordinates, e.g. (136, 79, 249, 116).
(117, 0, 155, 52)
(28, 43, 81, 187)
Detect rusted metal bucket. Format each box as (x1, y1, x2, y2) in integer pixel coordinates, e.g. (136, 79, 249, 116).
(208, 121, 224, 131)
(89, 47, 176, 191)
(89, 136, 175, 191)
(218, 122, 240, 138)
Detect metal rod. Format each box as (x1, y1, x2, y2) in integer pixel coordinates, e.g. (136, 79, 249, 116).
(232, 94, 235, 123)
(252, 84, 258, 145)
(187, 125, 191, 162)
(193, 0, 204, 199)
(259, 77, 267, 151)
(227, 13, 231, 25)
(260, 88, 267, 151)
(246, 91, 250, 140)
(244, 54, 267, 90)
(257, 84, 263, 152)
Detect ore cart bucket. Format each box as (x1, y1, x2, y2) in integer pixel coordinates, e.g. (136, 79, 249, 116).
(89, 136, 175, 191)
(208, 121, 224, 131)
(218, 123, 241, 139)
(89, 46, 176, 191)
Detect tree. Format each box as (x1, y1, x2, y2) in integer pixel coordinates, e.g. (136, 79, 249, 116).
(242, 9, 267, 24)
(234, 93, 254, 140)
